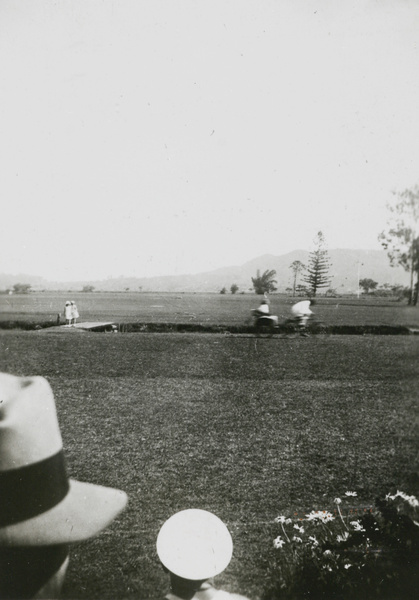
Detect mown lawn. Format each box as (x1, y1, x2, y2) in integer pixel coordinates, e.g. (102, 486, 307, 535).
(0, 330, 418, 599)
(1, 291, 419, 327)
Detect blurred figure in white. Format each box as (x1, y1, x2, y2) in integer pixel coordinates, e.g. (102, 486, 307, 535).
(290, 299, 316, 335)
(254, 297, 270, 318)
(63, 301, 72, 327)
(250, 295, 279, 337)
(70, 301, 79, 326)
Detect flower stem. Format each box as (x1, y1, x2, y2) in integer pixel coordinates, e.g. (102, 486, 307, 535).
(281, 522, 290, 542)
(337, 504, 348, 530)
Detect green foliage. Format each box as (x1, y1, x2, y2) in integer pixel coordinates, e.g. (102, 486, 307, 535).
(379, 185, 419, 305)
(367, 284, 410, 301)
(251, 269, 278, 294)
(359, 278, 378, 294)
(303, 232, 332, 297)
(219, 287, 227, 294)
(325, 288, 339, 297)
(12, 283, 31, 294)
(82, 285, 95, 292)
(263, 492, 419, 600)
(295, 284, 309, 297)
(230, 283, 239, 294)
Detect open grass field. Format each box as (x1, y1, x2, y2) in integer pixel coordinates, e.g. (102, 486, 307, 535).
(1, 291, 419, 328)
(0, 329, 418, 599)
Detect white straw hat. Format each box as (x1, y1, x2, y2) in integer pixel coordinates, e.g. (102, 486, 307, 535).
(156, 509, 233, 580)
(0, 373, 128, 546)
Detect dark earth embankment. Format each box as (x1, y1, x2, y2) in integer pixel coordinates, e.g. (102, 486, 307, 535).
(0, 319, 416, 335)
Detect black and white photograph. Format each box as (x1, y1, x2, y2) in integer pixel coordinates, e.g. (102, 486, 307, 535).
(0, 1, 418, 598)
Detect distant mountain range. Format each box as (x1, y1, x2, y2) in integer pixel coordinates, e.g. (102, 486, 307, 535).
(0, 249, 410, 294)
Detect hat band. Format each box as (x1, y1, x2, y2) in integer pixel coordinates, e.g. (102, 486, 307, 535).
(0, 450, 69, 527)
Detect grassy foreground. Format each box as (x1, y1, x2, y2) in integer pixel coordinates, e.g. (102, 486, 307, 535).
(0, 330, 418, 599)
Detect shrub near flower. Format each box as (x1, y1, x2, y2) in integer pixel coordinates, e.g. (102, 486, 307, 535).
(263, 491, 419, 600)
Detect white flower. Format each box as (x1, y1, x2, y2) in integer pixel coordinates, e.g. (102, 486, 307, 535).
(305, 510, 335, 523)
(294, 524, 305, 534)
(292, 536, 303, 543)
(318, 511, 335, 523)
(323, 550, 332, 556)
(337, 531, 350, 543)
(386, 491, 419, 507)
(275, 516, 287, 524)
(344, 564, 352, 569)
(397, 491, 419, 507)
(334, 498, 342, 505)
(305, 510, 323, 521)
(285, 518, 292, 524)
(274, 536, 286, 549)
(308, 536, 319, 546)
(345, 491, 357, 497)
(350, 520, 366, 532)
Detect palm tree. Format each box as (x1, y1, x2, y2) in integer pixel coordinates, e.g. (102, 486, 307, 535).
(251, 269, 278, 294)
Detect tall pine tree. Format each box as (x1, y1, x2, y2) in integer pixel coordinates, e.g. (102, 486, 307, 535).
(303, 231, 332, 296)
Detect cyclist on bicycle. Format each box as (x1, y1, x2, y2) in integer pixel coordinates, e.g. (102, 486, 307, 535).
(251, 295, 278, 336)
(253, 298, 270, 318)
(290, 299, 316, 335)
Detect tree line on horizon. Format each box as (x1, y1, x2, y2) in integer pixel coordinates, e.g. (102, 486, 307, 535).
(226, 185, 419, 304)
(249, 231, 332, 298)
(6, 187, 419, 303)
(220, 231, 333, 297)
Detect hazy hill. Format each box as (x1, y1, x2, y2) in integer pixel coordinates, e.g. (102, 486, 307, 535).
(0, 273, 48, 289)
(0, 249, 410, 294)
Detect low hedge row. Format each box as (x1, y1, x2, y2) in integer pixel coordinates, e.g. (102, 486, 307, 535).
(0, 320, 413, 335)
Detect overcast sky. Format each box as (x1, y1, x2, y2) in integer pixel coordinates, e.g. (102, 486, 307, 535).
(1, 0, 419, 281)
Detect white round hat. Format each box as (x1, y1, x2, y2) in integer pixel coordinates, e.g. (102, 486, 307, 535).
(156, 509, 233, 580)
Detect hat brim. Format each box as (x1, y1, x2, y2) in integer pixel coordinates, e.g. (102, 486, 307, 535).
(0, 479, 127, 546)
(156, 509, 233, 580)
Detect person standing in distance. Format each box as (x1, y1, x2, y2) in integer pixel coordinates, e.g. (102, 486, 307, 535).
(63, 301, 72, 327)
(70, 301, 79, 326)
